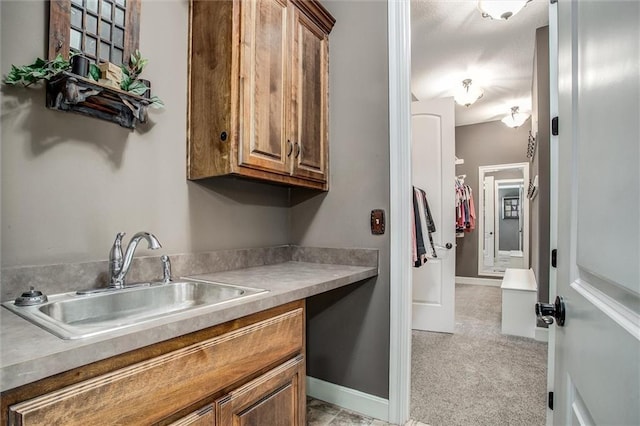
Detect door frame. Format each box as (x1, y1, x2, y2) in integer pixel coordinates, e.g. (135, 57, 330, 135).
(387, 0, 412, 423)
(477, 163, 530, 277)
(388, 1, 559, 424)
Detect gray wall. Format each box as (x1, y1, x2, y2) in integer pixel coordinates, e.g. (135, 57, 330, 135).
(531, 26, 550, 303)
(290, 1, 390, 399)
(498, 187, 521, 251)
(1, 1, 290, 268)
(455, 120, 530, 278)
(1, 0, 391, 401)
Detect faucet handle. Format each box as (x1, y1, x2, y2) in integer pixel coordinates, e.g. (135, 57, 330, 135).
(161, 255, 172, 283)
(109, 232, 126, 276)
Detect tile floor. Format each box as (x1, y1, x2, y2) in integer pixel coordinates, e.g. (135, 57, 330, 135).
(307, 397, 429, 426)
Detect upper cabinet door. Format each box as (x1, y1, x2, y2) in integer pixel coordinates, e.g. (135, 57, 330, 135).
(238, 0, 291, 175)
(291, 10, 329, 183)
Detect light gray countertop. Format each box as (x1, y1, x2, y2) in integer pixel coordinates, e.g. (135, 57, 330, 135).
(0, 261, 377, 392)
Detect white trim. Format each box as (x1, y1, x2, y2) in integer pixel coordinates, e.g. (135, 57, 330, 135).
(477, 162, 530, 277)
(455, 276, 502, 287)
(494, 178, 525, 254)
(388, 0, 412, 424)
(535, 326, 549, 342)
(307, 377, 390, 422)
(547, 3, 559, 425)
(571, 279, 640, 341)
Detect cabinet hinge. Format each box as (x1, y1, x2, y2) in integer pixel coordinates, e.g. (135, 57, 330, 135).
(549, 391, 554, 410)
(551, 249, 557, 268)
(552, 116, 559, 135)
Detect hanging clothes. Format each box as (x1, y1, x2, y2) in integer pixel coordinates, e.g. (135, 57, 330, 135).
(455, 178, 476, 235)
(412, 186, 437, 267)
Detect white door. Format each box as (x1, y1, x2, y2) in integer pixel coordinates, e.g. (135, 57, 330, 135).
(552, 1, 640, 424)
(411, 98, 455, 333)
(484, 175, 495, 267)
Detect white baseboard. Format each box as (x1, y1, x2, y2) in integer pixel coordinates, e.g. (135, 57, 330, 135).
(306, 376, 389, 422)
(535, 326, 549, 342)
(455, 276, 502, 287)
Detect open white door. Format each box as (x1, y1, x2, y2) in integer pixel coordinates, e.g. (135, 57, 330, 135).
(483, 175, 495, 267)
(551, 1, 640, 424)
(411, 98, 455, 333)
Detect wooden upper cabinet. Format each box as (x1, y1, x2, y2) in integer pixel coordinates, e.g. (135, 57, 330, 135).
(188, 0, 335, 191)
(238, 0, 291, 176)
(291, 9, 329, 183)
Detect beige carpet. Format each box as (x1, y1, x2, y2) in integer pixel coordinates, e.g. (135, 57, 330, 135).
(410, 284, 548, 426)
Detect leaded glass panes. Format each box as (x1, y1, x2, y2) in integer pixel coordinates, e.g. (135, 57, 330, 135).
(50, 0, 137, 72)
(87, 0, 99, 14)
(113, 27, 124, 46)
(100, 19, 111, 40)
(70, 28, 82, 50)
(70, 6, 83, 28)
(111, 47, 123, 65)
(86, 14, 98, 34)
(101, 1, 112, 20)
(63, 0, 128, 66)
(86, 36, 97, 56)
(100, 41, 110, 61)
(114, 7, 125, 26)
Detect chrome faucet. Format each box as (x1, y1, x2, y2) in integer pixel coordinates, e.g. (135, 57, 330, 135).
(109, 232, 162, 288)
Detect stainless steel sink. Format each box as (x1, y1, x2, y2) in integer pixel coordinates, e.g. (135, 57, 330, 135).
(2, 281, 267, 340)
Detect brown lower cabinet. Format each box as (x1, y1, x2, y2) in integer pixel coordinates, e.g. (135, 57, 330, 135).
(2, 301, 306, 426)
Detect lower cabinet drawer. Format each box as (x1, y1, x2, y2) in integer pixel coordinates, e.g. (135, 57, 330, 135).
(8, 307, 304, 425)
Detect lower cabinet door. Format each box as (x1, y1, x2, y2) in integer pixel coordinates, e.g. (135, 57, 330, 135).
(169, 404, 215, 426)
(216, 355, 305, 426)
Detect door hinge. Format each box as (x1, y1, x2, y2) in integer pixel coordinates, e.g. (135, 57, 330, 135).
(548, 391, 554, 410)
(551, 249, 557, 268)
(552, 116, 559, 135)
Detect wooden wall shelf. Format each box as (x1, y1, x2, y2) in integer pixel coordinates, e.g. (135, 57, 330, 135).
(45, 72, 150, 129)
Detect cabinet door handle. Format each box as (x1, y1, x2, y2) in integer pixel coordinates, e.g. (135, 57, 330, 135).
(294, 142, 301, 158)
(287, 140, 293, 157)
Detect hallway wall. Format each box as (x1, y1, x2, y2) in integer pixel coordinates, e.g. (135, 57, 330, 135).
(455, 120, 530, 278)
(290, 0, 390, 399)
(531, 26, 551, 303)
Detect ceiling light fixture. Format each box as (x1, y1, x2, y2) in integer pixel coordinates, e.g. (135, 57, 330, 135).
(502, 106, 529, 128)
(454, 79, 484, 107)
(478, 0, 530, 21)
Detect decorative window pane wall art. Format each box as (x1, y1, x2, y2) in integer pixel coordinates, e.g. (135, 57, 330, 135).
(49, 0, 140, 67)
(502, 196, 520, 219)
(70, 0, 124, 64)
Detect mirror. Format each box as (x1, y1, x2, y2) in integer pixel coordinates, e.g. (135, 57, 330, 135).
(477, 162, 530, 276)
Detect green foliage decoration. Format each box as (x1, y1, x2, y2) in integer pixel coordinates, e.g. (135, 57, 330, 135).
(4, 50, 164, 109)
(2, 54, 71, 87)
(120, 50, 164, 109)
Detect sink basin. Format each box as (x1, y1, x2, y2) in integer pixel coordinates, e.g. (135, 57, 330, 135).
(2, 281, 267, 340)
